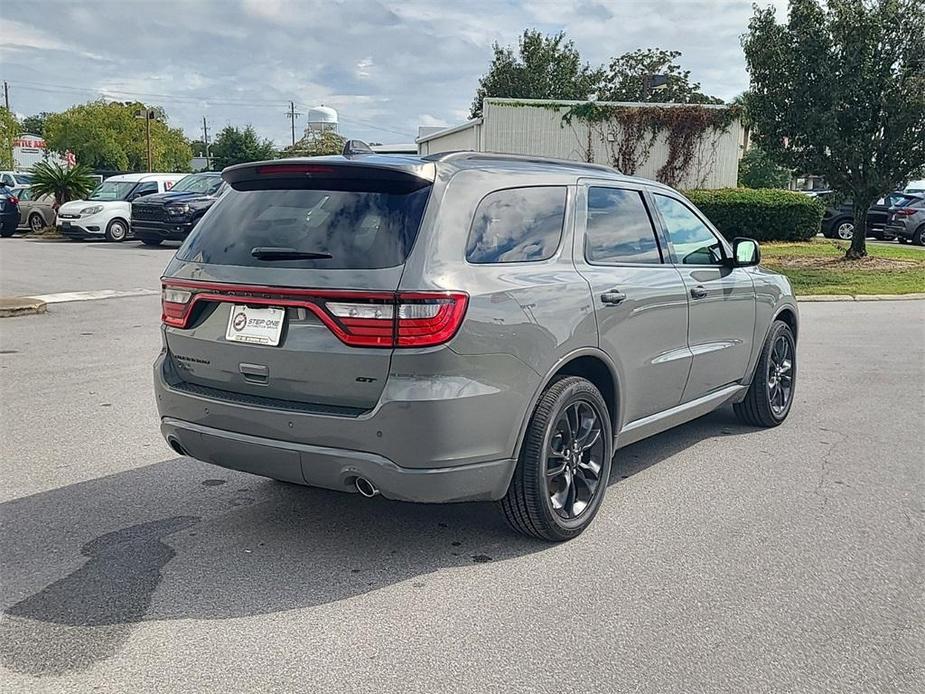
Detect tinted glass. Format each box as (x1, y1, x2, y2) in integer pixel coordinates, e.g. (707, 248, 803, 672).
(132, 182, 159, 198)
(15, 187, 30, 201)
(466, 186, 566, 263)
(179, 183, 431, 269)
(171, 174, 223, 195)
(14, 173, 32, 185)
(585, 187, 661, 264)
(654, 194, 725, 265)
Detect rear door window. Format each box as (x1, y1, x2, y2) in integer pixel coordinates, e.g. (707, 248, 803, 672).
(466, 186, 566, 263)
(178, 182, 431, 269)
(585, 187, 662, 264)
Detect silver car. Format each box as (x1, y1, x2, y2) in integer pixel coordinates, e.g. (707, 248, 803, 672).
(886, 196, 925, 245)
(155, 151, 798, 541)
(13, 187, 57, 232)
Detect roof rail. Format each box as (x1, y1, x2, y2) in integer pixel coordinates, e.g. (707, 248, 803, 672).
(422, 150, 621, 175)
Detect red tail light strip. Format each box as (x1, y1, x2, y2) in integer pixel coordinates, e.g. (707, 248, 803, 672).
(161, 279, 468, 348)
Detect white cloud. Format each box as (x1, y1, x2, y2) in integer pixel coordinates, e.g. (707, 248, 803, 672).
(5, 1, 780, 146)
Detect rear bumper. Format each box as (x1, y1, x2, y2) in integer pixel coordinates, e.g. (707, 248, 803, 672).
(161, 417, 515, 503)
(886, 222, 914, 240)
(1, 210, 18, 230)
(153, 350, 533, 502)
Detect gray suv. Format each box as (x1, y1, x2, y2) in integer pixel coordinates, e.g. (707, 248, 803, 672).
(155, 150, 798, 541)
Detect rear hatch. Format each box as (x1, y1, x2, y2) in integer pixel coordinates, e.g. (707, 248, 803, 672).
(160, 158, 455, 413)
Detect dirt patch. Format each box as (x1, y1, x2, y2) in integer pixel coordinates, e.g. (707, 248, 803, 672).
(767, 255, 923, 271)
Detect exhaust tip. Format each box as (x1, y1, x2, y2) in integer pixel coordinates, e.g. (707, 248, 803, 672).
(167, 437, 187, 456)
(354, 477, 380, 498)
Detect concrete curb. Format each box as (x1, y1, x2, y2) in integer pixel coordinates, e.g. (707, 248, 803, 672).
(799, 293, 925, 302)
(0, 297, 48, 318)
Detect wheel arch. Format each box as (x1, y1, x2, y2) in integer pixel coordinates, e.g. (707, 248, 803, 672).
(512, 348, 622, 462)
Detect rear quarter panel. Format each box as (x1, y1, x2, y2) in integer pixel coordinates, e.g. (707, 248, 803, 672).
(398, 169, 599, 459)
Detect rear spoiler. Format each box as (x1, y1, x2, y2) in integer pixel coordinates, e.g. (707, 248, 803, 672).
(222, 151, 436, 189)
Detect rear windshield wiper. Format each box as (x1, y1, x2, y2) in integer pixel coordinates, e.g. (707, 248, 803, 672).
(251, 247, 333, 261)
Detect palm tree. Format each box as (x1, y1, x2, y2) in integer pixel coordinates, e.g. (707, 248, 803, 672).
(28, 161, 96, 210)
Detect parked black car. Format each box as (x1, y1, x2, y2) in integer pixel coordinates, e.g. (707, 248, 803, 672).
(131, 172, 226, 246)
(821, 192, 920, 240)
(0, 184, 20, 237)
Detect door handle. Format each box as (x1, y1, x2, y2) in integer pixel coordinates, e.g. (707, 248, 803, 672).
(690, 285, 708, 299)
(601, 290, 627, 306)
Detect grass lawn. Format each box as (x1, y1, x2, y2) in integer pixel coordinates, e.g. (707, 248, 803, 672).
(761, 238, 925, 295)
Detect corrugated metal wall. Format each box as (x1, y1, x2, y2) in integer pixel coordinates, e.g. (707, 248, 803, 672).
(418, 123, 480, 155)
(421, 99, 742, 189)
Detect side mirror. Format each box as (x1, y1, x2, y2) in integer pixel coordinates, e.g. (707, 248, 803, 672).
(731, 237, 761, 267)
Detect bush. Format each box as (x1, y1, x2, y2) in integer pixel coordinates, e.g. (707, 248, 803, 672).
(686, 188, 824, 242)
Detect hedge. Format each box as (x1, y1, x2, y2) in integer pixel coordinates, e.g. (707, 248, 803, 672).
(685, 188, 824, 242)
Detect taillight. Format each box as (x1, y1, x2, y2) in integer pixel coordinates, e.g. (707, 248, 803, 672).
(255, 164, 338, 176)
(9, 196, 18, 205)
(161, 287, 193, 327)
(893, 208, 918, 217)
(160, 280, 468, 348)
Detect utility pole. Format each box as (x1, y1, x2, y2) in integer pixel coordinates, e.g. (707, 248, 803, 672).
(201, 115, 211, 168)
(3, 81, 9, 111)
(135, 108, 157, 172)
(286, 101, 302, 148)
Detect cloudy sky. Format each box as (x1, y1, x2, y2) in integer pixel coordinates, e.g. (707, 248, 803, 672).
(1, 0, 786, 147)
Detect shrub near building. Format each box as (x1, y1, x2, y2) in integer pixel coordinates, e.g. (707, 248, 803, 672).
(687, 188, 824, 242)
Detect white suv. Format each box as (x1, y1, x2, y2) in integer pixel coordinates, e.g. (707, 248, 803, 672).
(58, 173, 185, 241)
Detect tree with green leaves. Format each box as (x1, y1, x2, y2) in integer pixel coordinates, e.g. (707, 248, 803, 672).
(43, 100, 191, 172)
(0, 107, 20, 170)
(743, 0, 925, 258)
(470, 30, 602, 118)
(738, 147, 792, 189)
(598, 48, 723, 104)
(21, 113, 50, 137)
(28, 161, 97, 209)
(209, 125, 278, 170)
(284, 130, 346, 157)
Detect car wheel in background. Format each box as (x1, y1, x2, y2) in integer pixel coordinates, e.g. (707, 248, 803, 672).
(913, 226, 925, 247)
(105, 218, 129, 242)
(141, 238, 163, 246)
(29, 213, 45, 233)
(734, 320, 796, 428)
(835, 220, 854, 240)
(500, 376, 612, 542)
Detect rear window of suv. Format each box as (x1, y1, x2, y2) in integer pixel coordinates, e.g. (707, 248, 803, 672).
(178, 181, 431, 269)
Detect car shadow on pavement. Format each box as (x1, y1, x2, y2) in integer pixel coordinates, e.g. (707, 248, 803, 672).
(0, 406, 755, 677)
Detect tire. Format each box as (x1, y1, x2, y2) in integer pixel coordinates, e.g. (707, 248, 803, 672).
(734, 320, 796, 428)
(913, 226, 925, 247)
(28, 213, 45, 233)
(897, 237, 910, 244)
(141, 238, 163, 246)
(834, 220, 854, 241)
(105, 218, 129, 242)
(500, 376, 613, 542)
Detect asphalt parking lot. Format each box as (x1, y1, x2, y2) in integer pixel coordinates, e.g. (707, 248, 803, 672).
(1, 237, 923, 693)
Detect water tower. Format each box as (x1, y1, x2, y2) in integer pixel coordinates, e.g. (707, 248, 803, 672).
(305, 105, 338, 135)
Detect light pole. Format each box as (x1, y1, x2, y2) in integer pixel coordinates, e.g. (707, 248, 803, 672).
(135, 108, 158, 172)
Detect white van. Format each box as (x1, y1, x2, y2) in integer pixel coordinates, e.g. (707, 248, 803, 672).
(57, 173, 185, 241)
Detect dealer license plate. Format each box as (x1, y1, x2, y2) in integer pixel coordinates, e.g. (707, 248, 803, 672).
(225, 305, 285, 346)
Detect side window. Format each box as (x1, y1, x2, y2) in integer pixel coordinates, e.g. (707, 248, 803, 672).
(654, 194, 725, 266)
(132, 182, 159, 199)
(585, 187, 661, 264)
(18, 188, 32, 201)
(1, 174, 13, 186)
(466, 186, 566, 263)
